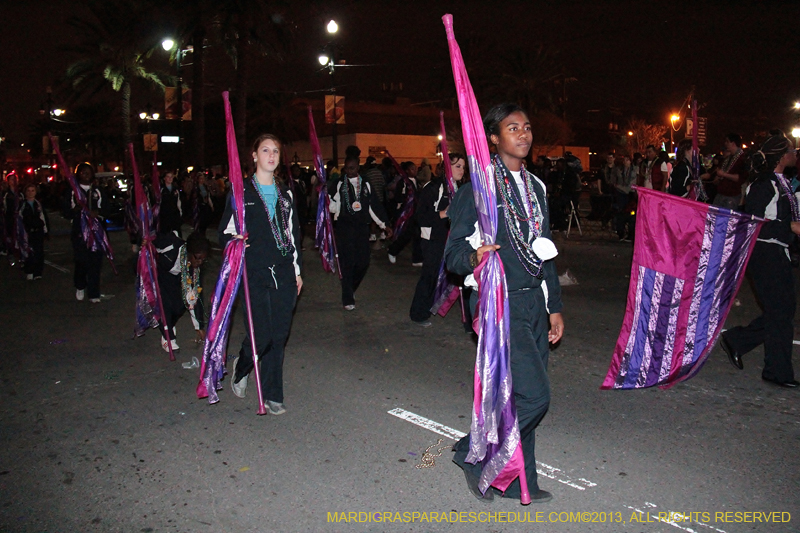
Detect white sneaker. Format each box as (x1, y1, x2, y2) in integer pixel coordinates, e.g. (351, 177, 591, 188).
(76, 289, 85, 301)
(89, 298, 101, 303)
(26, 274, 33, 281)
(230, 356, 247, 398)
(344, 304, 355, 311)
(267, 401, 286, 415)
(412, 262, 423, 267)
(380, 232, 386, 240)
(369, 234, 377, 242)
(161, 337, 180, 352)
(388, 254, 397, 264)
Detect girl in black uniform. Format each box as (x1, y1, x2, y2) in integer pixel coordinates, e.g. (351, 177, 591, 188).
(154, 231, 209, 352)
(19, 183, 49, 280)
(71, 163, 110, 303)
(329, 155, 392, 310)
(221, 134, 303, 415)
(720, 134, 800, 388)
(445, 103, 564, 503)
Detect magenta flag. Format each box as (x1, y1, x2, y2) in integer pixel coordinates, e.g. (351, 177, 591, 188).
(48, 133, 116, 273)
(308, 105, 341, 277)
(430, 111, 461, 318)
(602, 188, 764, 389)
(442, 14, 530, 502)
(197, 91, 248, 403)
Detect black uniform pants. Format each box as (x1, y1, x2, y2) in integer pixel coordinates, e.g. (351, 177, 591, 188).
(233, 263, 297, 403)
(24, 232, 45, 276)
(73, 241, 103, 299)
(453, 288, 551, 499)
(336, 222, 372, 306)
(409, 238, 446, 322)
(723, 242, 796, 383)
(388, 217, 423, 263)
(159, 276, 186, 340)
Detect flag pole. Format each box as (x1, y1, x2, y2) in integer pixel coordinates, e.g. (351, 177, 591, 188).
(241, 263, 268, 415)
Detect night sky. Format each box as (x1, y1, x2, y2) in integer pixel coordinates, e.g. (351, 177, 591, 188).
(2, 0, 799, 152)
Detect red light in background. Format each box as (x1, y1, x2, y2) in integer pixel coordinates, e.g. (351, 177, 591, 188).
(26, 168, 33, 174)
(53, 164, 57, 169)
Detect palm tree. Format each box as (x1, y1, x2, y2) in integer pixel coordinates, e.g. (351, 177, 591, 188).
(214, 0, 295, 160)
(65, 0, 172, 149)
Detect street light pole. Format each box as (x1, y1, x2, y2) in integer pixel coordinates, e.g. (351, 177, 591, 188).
(324, 20, 339, 167)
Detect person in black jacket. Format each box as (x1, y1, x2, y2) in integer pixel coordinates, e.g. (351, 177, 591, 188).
(159, 171, 183, 236)
(221, 134, 303, 415)
(71, 163, 110, 303)
(408, 173, 450, 325)
(668, 139, 694, 198)
(720, 133, 800, 388)
(328, 155, 393, 310)
(154, 231, 208, 352)
(19, 183, 49, 280)
(445, 103, 564, 504)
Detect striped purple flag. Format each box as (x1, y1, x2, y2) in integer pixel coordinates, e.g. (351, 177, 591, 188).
(443, 14, 530, 503)
(602, 188, 764, 390)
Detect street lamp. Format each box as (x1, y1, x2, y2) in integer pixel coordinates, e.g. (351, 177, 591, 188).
(320, 19, 340, 166)
(792, 128, 800, 140)
(162, 38, 188, 171)
(670, 114, 680, 152)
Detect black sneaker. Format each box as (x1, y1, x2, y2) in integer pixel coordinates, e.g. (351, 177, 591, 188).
(463, 470, 493, 503)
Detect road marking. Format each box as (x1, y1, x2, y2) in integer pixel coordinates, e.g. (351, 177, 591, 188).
(44, 260, 69, 273)
(388, 408, 465, 440)
(388, 408, 596, 491)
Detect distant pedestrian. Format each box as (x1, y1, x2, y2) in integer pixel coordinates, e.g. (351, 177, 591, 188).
(19, 183, 49, 280)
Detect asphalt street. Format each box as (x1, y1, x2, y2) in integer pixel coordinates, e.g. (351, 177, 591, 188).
(1, 215, 798, 533)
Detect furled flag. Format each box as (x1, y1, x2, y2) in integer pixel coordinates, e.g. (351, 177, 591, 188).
(308, 105, 341, 277)
(689, 98, 708, 202)
(49, 133, 116, 273)
(197, 92, 248, 403)
(442, 14, 531, 503)
(430, 111, 463, 319)
(386, 150, 416, 241)
(129, 144, 174, 360)
(602, 187, 764, 390)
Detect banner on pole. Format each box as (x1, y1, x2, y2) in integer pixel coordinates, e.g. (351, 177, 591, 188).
(325, 95, 345, 124)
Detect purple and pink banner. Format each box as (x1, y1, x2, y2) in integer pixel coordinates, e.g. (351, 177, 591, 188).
(602, 187, 764, 390)
(443, 14, 530, 502)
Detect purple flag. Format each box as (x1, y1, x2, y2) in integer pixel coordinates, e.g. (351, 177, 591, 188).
(443, 14, 530, 502)
(308, 105, 341, 277)
(602, 188, 764, 389)
(151, 152, 161, 233)
(197, 92, 247, 403)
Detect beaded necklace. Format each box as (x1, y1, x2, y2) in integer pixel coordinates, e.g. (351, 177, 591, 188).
(179, 244, 200, 309)
(492, 154, 545, 277)
(775, 173, 800, 222)
(340, 176, 363, 215)
(721, 149, 742, 173)
(252, 177, 293, 256)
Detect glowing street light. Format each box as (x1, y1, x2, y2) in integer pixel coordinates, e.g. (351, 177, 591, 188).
(318, 53, 330, 66)
(627, 131, 633, 136)
(794, 102, 800, 110)
(670, 114, 680, 124)
(162, 38, 175, 52)
(792, 128, 800, 139)
(326, 20, 338, 34)
(52, 109, 65, 117)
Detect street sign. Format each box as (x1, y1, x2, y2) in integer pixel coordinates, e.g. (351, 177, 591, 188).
(685, 117, 707, 146)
